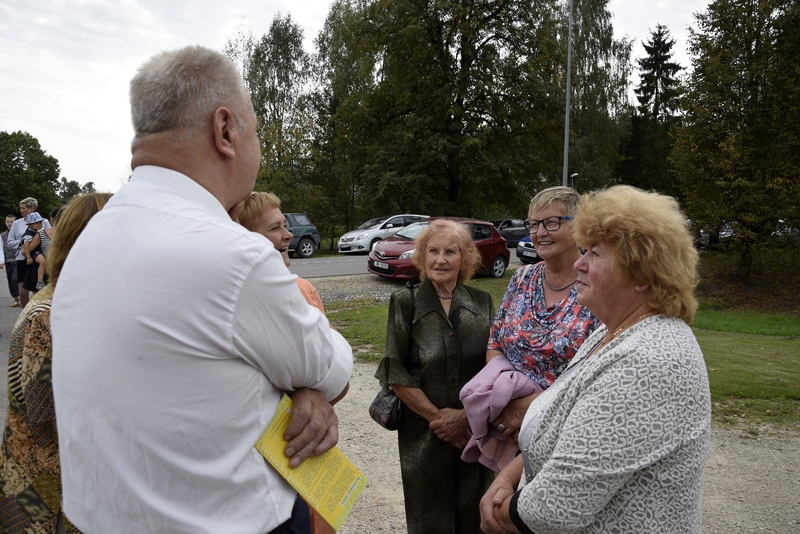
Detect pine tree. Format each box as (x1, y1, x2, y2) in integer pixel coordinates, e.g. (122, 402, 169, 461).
(618, 24, 682, 198)
(634, 24, 682, 121)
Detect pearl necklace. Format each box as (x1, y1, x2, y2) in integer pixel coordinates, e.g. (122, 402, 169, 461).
(542, 266, 577, 291)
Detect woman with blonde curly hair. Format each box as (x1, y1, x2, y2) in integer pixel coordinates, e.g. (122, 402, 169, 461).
(376, 218, 494, 534)
(481, 185, 710, 534)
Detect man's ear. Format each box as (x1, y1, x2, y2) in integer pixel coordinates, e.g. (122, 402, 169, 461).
(212, 106, 237, 159)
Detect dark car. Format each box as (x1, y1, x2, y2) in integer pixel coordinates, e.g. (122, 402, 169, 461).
(516, 235, 541, 265)
(367, 218, 510, 279)
(284, 213, 320, 258)
(490, 218, 528, 247)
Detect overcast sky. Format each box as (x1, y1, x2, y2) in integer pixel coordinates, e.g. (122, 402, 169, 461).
(0, 0, 708, 194)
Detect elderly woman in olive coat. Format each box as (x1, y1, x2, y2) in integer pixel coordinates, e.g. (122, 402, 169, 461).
(376, 219, 495, 534)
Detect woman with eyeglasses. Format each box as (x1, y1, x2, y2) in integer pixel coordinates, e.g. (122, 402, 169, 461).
(480, 186, 709, 534)
(460, 187, 600, 470)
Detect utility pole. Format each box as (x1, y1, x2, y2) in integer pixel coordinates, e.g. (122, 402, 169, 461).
(561, 0, 574, 187)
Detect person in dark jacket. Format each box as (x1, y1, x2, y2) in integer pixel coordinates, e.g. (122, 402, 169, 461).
(376, 218, 494, 534)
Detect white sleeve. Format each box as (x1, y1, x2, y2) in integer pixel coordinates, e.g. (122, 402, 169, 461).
(230, 248, 352, 401)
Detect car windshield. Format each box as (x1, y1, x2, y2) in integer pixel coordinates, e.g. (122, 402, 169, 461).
(357, 217, 388, 230)
(395, 221, 430, 240)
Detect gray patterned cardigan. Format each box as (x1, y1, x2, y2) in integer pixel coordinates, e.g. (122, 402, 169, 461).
(511, 315, 711, 534)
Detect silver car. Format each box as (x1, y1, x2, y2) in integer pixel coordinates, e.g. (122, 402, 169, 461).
(338, 214, 429, 253)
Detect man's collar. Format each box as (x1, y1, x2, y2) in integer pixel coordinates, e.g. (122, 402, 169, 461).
(130, 166, 232, 221)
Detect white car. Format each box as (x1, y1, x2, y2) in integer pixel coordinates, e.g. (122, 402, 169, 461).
(338, 214, 429, 253)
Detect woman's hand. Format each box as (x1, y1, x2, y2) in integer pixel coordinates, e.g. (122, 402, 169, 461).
(26, 258, 32, 265)
(480, 462, 522, 534)
(492, 394, 539, 442)
(429, 408, 471, 448)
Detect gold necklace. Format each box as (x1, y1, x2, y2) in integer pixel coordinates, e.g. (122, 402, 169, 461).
(608, 311, 655, 341)
(587, 311, 655, 358)
(542, 266, 578, 291)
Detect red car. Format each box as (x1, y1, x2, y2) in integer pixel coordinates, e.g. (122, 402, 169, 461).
(367, 217, 510, 279)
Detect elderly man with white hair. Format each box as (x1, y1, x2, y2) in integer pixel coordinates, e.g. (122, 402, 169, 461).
(52, 46, 352, 534)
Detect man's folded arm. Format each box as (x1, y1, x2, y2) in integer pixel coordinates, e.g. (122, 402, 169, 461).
(231, 246, 353, 399)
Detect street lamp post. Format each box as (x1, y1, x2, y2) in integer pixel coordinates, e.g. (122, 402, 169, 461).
(561, 0, 575, 187)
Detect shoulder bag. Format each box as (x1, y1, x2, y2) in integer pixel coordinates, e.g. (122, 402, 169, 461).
(369, 281, 415, 430)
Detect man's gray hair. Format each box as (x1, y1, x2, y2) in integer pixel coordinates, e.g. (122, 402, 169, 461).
(130, 46, 246, 139)
(20, 197, 38, 210)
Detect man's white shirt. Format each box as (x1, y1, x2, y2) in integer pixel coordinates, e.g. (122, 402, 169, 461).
(52, 166, 352, 533)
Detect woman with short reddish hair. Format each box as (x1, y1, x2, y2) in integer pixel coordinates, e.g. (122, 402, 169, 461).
(376, 218, 494, 534)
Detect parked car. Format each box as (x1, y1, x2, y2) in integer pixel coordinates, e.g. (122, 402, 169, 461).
(693, 223, 735, 250)
(338, 214, 429, 253)
(516, 235, 541, 264)
(490, 218, 528, 247)
(771, 219, 799, 245)
(367, 218, 510, 279)
(284, 213, 320, 258)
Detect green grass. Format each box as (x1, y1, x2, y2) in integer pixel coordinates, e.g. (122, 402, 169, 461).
(711, 398, 800, 430)
(465, 270, 515, 307)
(695, 329, 800, 400)
(328, 304, 389, 362)
(324, 256, 800, 427)
(694, 309, 800, 337)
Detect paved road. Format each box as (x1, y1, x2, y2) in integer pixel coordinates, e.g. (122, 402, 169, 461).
(0, 247, 521, 421)
(291, 247, 521, 279)
(289, 253, 372, 279)
(0, 294, 18, 425)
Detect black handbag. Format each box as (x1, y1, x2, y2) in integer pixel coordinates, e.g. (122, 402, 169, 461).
(369, 387, 404, 430)
(369, 281, 415, 431)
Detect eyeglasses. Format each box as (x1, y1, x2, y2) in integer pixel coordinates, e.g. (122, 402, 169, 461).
(525, 216, 573, 233)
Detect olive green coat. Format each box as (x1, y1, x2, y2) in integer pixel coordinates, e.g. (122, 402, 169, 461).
(376, 279, 494, 534)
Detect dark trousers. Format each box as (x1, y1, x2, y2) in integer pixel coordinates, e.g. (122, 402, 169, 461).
(5, 260, 18, 298)
(267, 495, 311, 534)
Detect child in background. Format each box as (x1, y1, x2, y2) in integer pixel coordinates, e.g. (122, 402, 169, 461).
(21, 212, 49, 291)
(27, 208, 61, 292)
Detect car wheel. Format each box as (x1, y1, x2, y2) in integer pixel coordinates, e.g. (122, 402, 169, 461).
(297, 238, 316, 258)
(370, 238, 381, 252)
(489, 256, 507, 278)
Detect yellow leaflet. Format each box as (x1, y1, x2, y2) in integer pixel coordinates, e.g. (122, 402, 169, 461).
(255, 394, 367, 531)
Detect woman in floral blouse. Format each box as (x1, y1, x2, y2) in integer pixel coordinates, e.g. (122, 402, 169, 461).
(486, 187, 600, 441)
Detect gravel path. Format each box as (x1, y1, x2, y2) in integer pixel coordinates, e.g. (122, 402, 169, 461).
(2, 275, 796, 532)
(313, 275, 800, 534)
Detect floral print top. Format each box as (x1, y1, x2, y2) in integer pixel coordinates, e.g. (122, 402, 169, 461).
(0, 285, 82, 533)
(488, 263, 601, 390)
